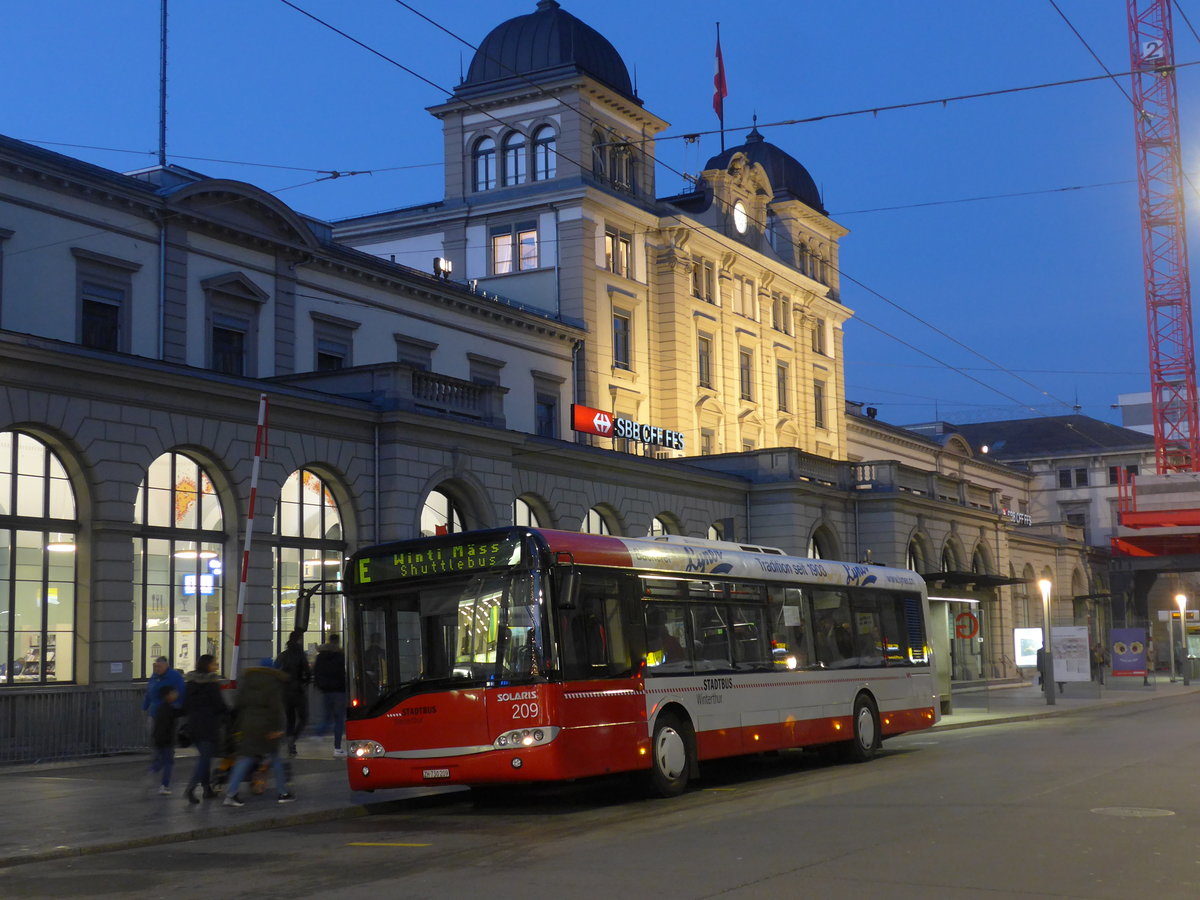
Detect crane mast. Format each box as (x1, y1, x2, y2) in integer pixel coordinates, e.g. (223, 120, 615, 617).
(1127, 0, 1200, 473)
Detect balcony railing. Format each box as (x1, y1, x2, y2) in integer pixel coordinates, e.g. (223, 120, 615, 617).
(274, 363, 508, 427)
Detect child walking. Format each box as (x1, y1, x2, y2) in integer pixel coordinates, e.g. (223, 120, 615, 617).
(150, 684, 181, 795)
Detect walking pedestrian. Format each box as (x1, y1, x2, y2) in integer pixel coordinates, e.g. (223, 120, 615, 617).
(149, 684, 181, 795)
(313, 634, 347, 757)
(275, 634, 311, 757)
(142, 656, 185, 728)
(182, 653, 228, 804)
(222, 659, 295, 807)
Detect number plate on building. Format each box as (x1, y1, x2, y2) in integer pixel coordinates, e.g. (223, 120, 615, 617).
(422, 768, 451, 779)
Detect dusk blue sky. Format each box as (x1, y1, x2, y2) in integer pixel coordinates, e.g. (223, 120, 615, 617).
(6, 0, 1197, 427)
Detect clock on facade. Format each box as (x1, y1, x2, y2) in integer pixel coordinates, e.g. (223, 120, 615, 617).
(732, 200, 748, 234)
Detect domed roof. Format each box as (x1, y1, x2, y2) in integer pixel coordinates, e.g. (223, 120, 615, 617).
(459, 1, 638, 103)
(705, 127, 825, 214)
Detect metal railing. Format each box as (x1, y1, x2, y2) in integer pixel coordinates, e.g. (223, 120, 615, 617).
(0, 686, 146, 765)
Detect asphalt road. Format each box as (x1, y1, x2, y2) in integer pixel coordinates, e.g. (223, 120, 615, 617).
(4, 695, 1199, 899)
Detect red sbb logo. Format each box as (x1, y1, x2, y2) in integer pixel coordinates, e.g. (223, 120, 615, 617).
(571, 404, 685, 450)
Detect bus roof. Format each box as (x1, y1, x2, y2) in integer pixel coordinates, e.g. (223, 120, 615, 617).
(533, 529, 927, 593)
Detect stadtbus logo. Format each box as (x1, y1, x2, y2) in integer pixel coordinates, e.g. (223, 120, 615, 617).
(570, 404, 685, 450)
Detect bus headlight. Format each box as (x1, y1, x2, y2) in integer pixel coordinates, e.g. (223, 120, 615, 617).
(494, 726, 560, 749)
(346, 740, 385, 759)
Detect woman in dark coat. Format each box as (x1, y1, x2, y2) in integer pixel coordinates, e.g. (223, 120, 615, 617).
(182, 654, 228, 804)
(222, 660, 294, 806)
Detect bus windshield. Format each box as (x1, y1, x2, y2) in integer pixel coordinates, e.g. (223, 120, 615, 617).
(347, 569, 546, 714)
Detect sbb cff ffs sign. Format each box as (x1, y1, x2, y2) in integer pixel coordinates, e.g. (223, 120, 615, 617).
(571, 404, 685, 450)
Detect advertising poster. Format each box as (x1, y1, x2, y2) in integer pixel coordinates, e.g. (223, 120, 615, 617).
(1051, 625, 1091, 682)
(1013, 627, 1043, 668)
(1110, 627, 1147, 677)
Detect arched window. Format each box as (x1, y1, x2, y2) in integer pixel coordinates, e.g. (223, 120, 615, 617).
(808, 527, 836, 560)
(133, 452, 224, 678)
(502, 131, 526, 187)
(767, 210, 791, 258)
(907, 539, 925, 573)
(592, 130, 607, 181)
(472, 136, 497, 192)
(275, 469, 345, 654)
(532, 125, 556, 181)
(972, 546, 990, 575)
(513, 497, 543, 528)
(942, 544, 959, 573)
(421, 488, 463, 537)
(611, 142, 634, 192)
(798, 242, 810, 277)
(581, 508, 611, 535)
(0, 432, 78, 685)
(647, 516, 670, 537)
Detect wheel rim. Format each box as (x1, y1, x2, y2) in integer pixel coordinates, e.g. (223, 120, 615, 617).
(654, 726, 687, 780)
(856, 705, 877, 750)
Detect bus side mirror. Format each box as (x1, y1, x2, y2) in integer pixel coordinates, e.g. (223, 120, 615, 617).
(552, 567, 581, 609)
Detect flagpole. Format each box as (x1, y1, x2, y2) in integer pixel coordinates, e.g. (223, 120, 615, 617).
(717, 22, 725, 152)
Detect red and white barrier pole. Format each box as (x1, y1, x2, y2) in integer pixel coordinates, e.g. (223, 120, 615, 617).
(229, 393, 269, 687)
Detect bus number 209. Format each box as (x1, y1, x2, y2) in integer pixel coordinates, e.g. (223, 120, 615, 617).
(512, 702, 539, 719)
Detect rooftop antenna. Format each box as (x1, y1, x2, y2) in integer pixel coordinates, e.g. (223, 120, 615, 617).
(158, 0, 168, 167)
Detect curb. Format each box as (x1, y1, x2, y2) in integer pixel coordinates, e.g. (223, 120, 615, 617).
(931, 687, 1200, 732)
(0, 786, 468, 870)
(0, 805, 370, 869)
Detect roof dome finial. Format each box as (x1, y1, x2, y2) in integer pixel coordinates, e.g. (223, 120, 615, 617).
(747, 113, 763, 143)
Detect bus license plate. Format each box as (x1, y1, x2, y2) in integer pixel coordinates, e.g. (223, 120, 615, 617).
(423, 768, 451, 779)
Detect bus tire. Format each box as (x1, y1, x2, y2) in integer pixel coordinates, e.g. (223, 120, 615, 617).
(647, 712, 692, 797)
(843, 693, 880, 763)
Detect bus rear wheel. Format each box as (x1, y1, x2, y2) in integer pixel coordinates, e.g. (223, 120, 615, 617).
(842, 694, 880, 763)
(647, 712, 692, 797)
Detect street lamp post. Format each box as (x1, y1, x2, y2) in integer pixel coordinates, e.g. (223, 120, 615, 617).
(1176, 593, 1190, 686)
(1039, 578, 1056, 706)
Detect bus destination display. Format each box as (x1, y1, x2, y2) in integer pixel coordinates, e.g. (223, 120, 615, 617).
(353, 537, 520, 584)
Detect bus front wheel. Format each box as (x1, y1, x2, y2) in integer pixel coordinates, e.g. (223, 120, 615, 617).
(647, 712, 692, 797)
(843, 694, 880, 763)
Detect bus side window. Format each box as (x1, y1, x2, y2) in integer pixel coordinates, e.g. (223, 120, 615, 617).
(731, 605, 772, 671)
(812, 588, 855, 668)
(558, 571, 634, 680)
(850, 597, 884, 668)
(645, 602, 692, 672)
(691, 604, 733, 671)
(877, 592, 913, 664)
(768, 586, 810, 669)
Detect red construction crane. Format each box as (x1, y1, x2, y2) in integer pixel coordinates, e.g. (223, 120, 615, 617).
(1127, 0, 1200, 474)
(1113, 1, 1200, 553)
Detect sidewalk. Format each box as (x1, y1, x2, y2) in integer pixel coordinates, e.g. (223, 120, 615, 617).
(3, 681, 1198, 869)
(0, 737, 463, 869)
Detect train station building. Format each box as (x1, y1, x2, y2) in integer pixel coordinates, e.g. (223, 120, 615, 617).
(0, 1, 1108, 761)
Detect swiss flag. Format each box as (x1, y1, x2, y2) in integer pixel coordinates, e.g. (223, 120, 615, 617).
(713, 37, 728, 122)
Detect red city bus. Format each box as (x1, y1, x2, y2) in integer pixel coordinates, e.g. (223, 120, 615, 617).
(340, 527, 938, 796)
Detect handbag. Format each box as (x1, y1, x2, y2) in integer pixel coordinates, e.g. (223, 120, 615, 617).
(177, 725, 193, 749)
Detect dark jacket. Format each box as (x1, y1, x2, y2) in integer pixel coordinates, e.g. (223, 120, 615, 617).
(313, 643, 347, 693)
(143, 667, 186, 716)
(232, 666, 288, 756)
(275, 644, 312, 699)
(152, 703, 181, 749)
(183, 670, 228, 744)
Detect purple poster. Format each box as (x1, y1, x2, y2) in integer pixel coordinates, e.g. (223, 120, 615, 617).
(1111, 627, 1147, 677)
